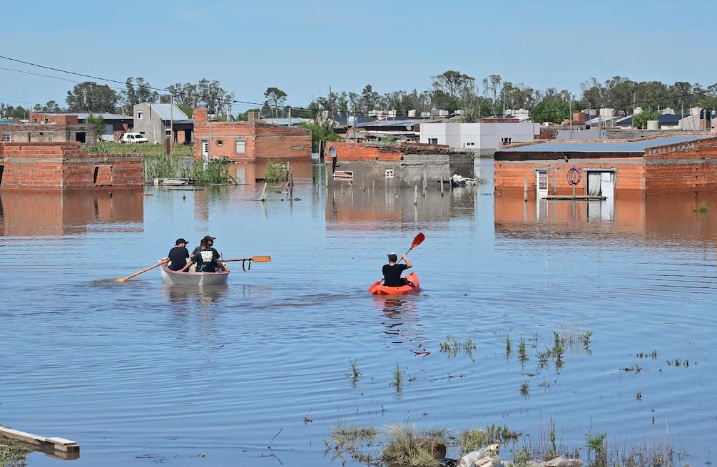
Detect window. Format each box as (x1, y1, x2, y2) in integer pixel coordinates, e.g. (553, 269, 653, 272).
(501, 137, 512, 145)
(235, 138, 246, 154)
(1, 132, 10, 142)
(428, 138, 438, 144)
(217, 140, 223, 146)
(465, 142, 475, 147)
(137, 111, 143, 119)
(385, 169, 394, 178)
(537, 171, 548, 190)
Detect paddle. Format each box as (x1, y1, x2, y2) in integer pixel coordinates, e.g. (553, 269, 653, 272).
(398, 232, 425, 263)
(115, 259, 168, 282)
(222, 256, 272, 272)
(222, 256, 272, 263)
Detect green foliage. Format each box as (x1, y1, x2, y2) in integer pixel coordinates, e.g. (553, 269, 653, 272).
(263, 160, 288, 183)
(85, 114, 105, 141)
(381, 425, 443, 467)
(532, 98, 570, 123)
(298, 121, 342, 152)
(695, 201, 710, 214)
(183, 158, 230, 184)
(632, 109, 659, 129)
(66, 81, 119, 113)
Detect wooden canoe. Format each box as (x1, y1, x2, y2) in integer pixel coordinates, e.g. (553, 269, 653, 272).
(160, 264, 229, 286)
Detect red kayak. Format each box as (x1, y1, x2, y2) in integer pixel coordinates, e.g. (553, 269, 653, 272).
(368, 272, 420, 295)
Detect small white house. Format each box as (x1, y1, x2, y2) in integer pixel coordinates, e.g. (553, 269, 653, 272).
(419, 121, 540, 156)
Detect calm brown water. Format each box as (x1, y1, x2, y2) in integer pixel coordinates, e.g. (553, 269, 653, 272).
(1, 161, 716, 466)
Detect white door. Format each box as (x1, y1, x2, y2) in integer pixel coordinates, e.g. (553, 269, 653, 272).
(201, 141, 209, 159)
(600, 172, 614, 200)
(536, 171, 548, 199)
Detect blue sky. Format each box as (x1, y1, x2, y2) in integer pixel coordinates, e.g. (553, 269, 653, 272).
(1, 0, 714, 114)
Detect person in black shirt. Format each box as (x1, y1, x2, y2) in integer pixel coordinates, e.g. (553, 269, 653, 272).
(382, 252, 412, 287)
(167, 238, 190, 271)
(183, 238, 229, 273)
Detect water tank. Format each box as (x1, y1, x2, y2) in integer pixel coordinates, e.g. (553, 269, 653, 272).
(647, 120, 659, 130)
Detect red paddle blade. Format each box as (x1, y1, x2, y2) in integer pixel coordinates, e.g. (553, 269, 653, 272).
(411, 232, 425, 249)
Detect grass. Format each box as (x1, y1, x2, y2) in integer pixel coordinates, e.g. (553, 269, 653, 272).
(694, 201, 710, 214)
(392, 364, 404, 392)
(83, 141, 194, 157)
(0, 434, 32, 465)
(347, 359, 361, 386)
(381, 425, 445, 467)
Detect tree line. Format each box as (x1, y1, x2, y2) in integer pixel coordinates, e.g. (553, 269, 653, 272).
(2, 71, 717, 124)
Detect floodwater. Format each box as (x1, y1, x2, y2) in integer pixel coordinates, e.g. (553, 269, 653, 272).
(1, 161, 716, 466)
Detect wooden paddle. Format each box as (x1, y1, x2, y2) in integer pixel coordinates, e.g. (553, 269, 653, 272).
(115, 259, 168, 282)
(222, 256, 272, 263)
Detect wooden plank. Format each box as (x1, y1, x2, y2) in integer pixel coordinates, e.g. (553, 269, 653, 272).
(0, 426, 80, 455)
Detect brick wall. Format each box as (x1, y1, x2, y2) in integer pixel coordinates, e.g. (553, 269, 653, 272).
(1, 123, 97, 143)
(0, 142, 143, 190)
(325, 142, 403, 161)
(30, 112, 79, 124)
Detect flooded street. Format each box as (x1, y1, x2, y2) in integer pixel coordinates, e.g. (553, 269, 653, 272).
(1, 161, 717, 466)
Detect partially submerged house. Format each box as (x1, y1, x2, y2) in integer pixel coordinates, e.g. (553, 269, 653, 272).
(0, 142, 143, 190)
(323, 141, 473, 188)
(192, 107, 312, 183)
(493, 134, 717, 200)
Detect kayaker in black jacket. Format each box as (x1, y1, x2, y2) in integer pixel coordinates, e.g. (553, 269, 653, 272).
(382, 252, 412, 287)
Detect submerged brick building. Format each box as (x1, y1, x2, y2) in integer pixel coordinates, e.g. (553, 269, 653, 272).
(0, 142, 143, 190)
(192, 108, 312, 183)
(494, 134, 717, 199)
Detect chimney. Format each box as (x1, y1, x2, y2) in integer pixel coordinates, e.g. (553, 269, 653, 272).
(194, 107, 208, 123)
(248, 110, 260, 122)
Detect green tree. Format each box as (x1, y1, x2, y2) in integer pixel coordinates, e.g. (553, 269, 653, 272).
(632, 109, 658, 129)
(85, 114, 105, 141)
(298, 121, 342, 153)
(66, 81, 119, 113)
(121, 77, 159, 114)
(264, 87, 288, 118)
(532, 98, 570, 123)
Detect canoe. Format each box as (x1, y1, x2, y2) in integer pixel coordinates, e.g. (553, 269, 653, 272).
(368, 272, 420, 295)
(160, 263, 229, 286)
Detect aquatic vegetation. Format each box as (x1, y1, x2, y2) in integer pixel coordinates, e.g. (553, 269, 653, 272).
(392, 364, 404, 393)
(694, 201, 710, 214)
(381, 425, 445, 467)
(347, 359, 361, 386)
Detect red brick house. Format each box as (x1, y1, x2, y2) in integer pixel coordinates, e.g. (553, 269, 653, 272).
(494, 134, 717, 199)
(0, 142, 143, 190)
(192, 107, 312, 183)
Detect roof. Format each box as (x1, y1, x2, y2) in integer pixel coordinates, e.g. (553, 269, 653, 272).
(44, 112, 132, 120)
(146, 103, 189, 120)
(260, 117, 312, 126)
(497, 135, 710, 153)
(358, 119, 424, 129)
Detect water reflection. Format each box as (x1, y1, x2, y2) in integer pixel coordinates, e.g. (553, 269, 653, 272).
(0, 189, 143, 236)
(375, 296, 430, 356)
(495, 193, 717, 242)
(162, 284, 228, 310)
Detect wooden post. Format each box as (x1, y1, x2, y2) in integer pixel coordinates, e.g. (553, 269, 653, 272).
(260, 182, 268, 201)
(414, 186, 418, 205)
(440, 174, 444, 195)
(524, 178, 528, 202)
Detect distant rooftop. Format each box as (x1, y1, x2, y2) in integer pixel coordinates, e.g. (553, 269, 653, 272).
(497, 135, 710, 153)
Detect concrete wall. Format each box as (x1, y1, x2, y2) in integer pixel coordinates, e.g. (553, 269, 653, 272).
(133, 103, 163, 144)
(419, 121, 539, 156)
(0, 142, 143, 190)
(1, 123, 97, 143)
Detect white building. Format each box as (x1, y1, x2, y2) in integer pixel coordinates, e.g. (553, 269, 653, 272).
(419, 121, 540, 156)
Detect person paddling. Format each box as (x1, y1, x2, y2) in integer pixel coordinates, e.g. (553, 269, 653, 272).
(167, 238, 190, 271)
(182, 238, 229, 273)
(382, 252, 412, 287)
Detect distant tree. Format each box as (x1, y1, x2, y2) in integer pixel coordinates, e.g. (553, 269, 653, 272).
(431, 70, 475, 112)
(298, 121, 342, 153)
(166, 79, 234, 116)
(264, 87, 288, 118)
(66, 81, 119, 113)
(121, 77, 159, 114)
(532, 98, 570, 124)
(10, 105, 28, 120)
(481, 74, 503, 115)
(43, 100, 63, 112)
(360, 84, 380, 114)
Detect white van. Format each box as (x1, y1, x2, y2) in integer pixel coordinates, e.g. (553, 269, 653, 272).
(120, 132, 148, 144)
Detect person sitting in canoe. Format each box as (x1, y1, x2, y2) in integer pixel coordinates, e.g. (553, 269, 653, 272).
(167, 238, 190, 271)
(382, 252, 412, 287)
(182, 237, 229, 273)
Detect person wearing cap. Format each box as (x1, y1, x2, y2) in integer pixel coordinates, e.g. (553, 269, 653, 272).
(167, 238, 190, 271)
(382, 252, 412, 287)
(183, 237, 229, 273)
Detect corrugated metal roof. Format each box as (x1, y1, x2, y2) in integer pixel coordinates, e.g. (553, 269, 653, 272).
(497, 135, 709, 153)
(358, 119, 423, 128)
(50, 112, 132, 120)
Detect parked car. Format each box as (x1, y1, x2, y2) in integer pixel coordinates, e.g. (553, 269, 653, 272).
(120, 132, 148, 144)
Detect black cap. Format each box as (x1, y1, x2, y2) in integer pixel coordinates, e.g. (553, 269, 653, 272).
(203, 235, 216, 242)
(387, 253, 398, 262)
(176, 238, 188, 245)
